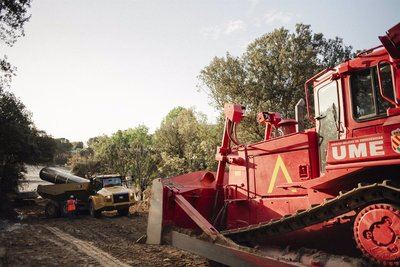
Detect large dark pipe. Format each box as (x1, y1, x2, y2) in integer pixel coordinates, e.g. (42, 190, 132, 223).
(39, 167, 88, 184)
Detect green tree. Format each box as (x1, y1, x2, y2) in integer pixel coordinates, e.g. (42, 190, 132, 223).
(106, 126, 156, 176)
(154, 107, 220, 177)
(0, 1, 58, 212)
(72, 141, 84, 150)
(0, 90, 57, 208)
(115, 126, 158, 192)
(70, 126, 158, 193)
(0, 0, 32, 46)
(70, 135, 109, 177)
(199, 24, 353, 142)
(0, 56, 15, 89)
(69, 152, 102, 178)
(53, 138, 73, 165)
(0, 90, 31, 204)
(1, 0, 32, 88)
(33, 130, 58, 163)
(70, 110, 221, 189)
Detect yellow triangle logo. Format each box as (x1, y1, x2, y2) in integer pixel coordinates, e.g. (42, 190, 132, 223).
(267, 155, 295, 193)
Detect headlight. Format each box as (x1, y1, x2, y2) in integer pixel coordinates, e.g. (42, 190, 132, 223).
(105, 195, 112, 202)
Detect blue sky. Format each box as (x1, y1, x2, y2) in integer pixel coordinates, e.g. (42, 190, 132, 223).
(2, 0, 399, 141)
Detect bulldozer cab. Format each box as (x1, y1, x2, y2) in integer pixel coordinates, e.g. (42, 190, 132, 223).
(313, 57, 398, 173)
(306, 23, 400, 174)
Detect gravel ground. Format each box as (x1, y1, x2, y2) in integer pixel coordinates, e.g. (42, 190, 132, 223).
(0, 200, 208, 267)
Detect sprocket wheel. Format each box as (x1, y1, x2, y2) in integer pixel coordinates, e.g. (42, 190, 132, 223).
(354, 203, 400, 266)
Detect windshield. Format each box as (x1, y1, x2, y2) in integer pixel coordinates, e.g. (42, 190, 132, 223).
(350, 64, 394, 120)
(102, 177, 122, 187)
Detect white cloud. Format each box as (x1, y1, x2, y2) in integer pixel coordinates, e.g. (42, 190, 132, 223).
(264, 10, 293, 25)
(200, 26, 222, 40)
(224, 20, 246, 34)
(201, 20, 246, 40)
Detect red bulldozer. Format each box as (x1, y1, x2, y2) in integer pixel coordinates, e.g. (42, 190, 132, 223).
(146, 23, 400, 266)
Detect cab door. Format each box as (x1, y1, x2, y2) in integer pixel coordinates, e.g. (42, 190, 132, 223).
(315, 80, 341, 172)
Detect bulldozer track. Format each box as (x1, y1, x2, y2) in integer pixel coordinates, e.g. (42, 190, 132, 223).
(222, 181, 400, 244)
(44, 226, 131, 267)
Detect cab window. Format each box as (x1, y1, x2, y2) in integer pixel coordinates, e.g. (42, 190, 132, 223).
(317, 81, 339, 120)
(351, 64, 394, 120)
(316, 81, 340, 172)
(102, 177, 122, 187)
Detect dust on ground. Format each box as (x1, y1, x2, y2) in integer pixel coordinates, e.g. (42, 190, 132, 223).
(0, 199, 208, 267)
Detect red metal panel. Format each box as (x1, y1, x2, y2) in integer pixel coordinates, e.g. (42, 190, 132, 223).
(161, 171, 221, 231)
(174, 194, 220, 239)
(327, 134, 389, 164)
(229, 132, 318, 198)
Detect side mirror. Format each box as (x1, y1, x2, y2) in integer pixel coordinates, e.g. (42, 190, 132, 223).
(377, 61, 398, 107)
(295, 98, 305, 132)
(379, 23, 400, 106)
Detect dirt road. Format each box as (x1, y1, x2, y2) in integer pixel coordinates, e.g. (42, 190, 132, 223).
(0, 201, 208, 266)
